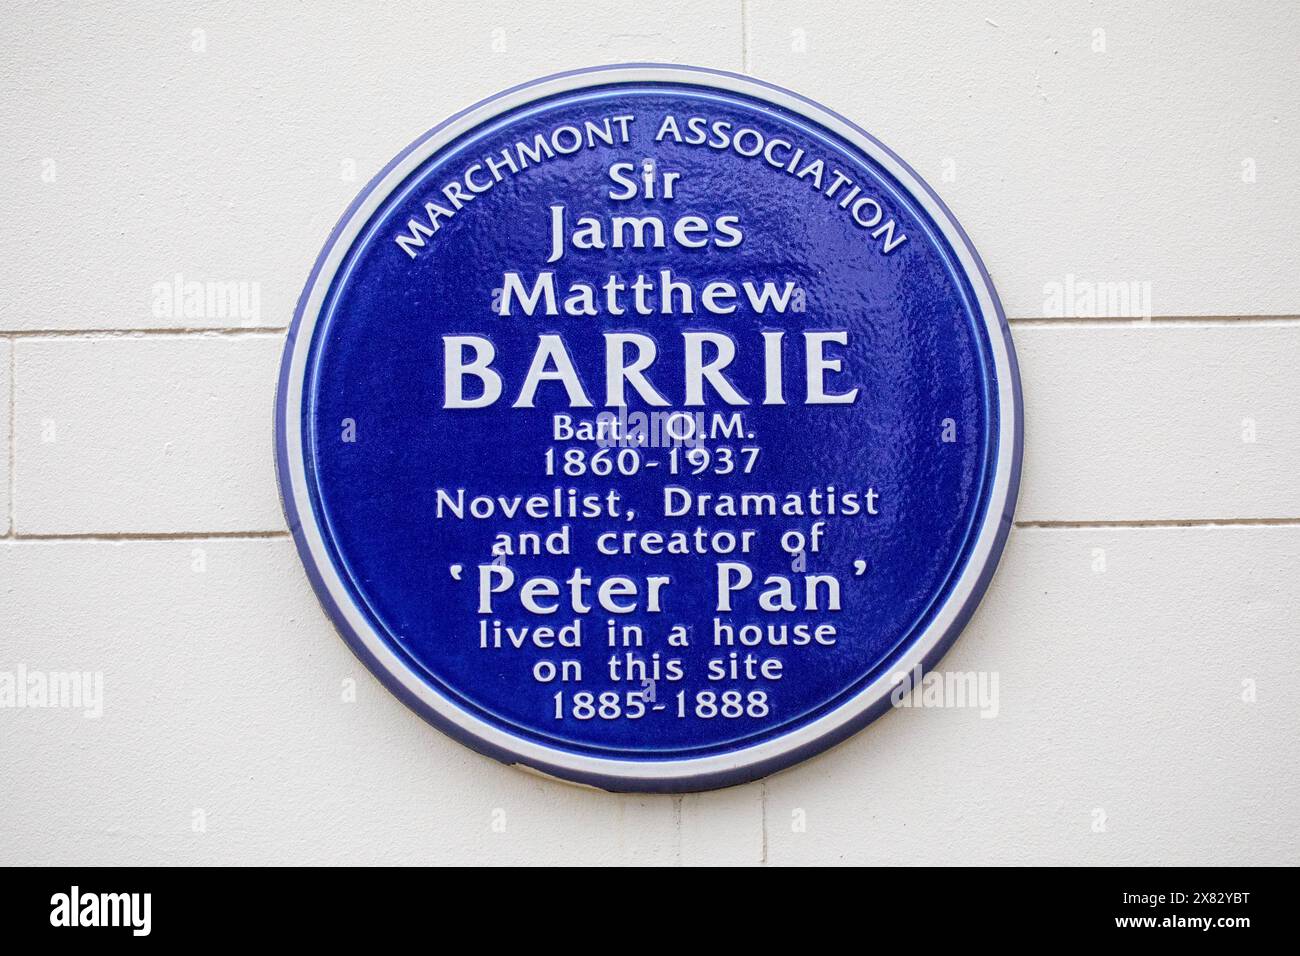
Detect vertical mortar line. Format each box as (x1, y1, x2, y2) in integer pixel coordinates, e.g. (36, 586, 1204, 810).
(7, 335, 14, 537)
(760, 781, 768, 864)
(740, 0, 751, 73)
(673, 793, 683, 865)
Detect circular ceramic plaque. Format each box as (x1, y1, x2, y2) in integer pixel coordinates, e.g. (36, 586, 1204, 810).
(275, 64, 1021, 792)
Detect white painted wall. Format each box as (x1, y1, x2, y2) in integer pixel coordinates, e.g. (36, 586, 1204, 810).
(2, 1, 1296, 866)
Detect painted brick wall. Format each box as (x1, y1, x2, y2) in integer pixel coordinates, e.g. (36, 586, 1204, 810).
(2, 1, 1296, 866)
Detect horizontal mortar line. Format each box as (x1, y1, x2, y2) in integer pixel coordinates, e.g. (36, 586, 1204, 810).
(0, 327, 288, 339)
(1015, 517, 1300, 529)
(2, 530, 291, 542)
(0, 317, 1295, 338)
(2, 521, 1296, 543)
(1008, 315, 1300, 327)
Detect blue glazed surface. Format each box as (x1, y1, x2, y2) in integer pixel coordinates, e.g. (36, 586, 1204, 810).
(283, 71, 1014, 783)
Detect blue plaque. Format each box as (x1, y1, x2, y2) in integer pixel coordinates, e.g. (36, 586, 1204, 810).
(275, 65, 1022, 791)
